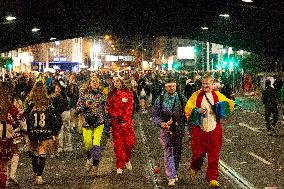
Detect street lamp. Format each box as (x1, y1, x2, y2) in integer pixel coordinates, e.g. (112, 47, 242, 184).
(92, 44, 101, 70)
(5, 16, 16, 21)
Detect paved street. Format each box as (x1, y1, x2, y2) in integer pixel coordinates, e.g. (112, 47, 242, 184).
(9, 96, 284, 189)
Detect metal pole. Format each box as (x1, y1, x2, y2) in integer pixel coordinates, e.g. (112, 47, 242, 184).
(207, 42, 210, 72)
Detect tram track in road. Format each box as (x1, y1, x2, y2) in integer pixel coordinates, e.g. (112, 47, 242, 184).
(136, 115, 165, 189)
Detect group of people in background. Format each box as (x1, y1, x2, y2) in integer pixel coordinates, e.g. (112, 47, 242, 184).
(0, 68, 246, 188)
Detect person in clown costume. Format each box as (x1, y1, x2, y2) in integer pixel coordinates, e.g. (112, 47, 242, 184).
(107, 76, 135, 175)
(185, 75, 234, 188)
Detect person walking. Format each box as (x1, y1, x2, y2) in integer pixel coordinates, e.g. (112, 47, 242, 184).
(77, 75, 107, 177)
(24, 81, 60, 185)
(185, 75, 234, 188)
(152, 78, 186, 187)
(66, 74, 79, 133)
(107, 76, 135, 175)
(262, 79, 278, 135)
(0, 81, 23, 189)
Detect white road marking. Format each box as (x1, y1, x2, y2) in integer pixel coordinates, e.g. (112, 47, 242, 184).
(247, 152, 272, 165)
(223, 136, 232, 142)
(219, 160, 257, 189)
(239, 123, 262, 133)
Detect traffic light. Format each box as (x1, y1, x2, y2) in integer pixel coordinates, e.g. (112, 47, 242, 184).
(162, 63, 168, 70)
(5, 58, 13, 70)
(172, 62, 181, 71)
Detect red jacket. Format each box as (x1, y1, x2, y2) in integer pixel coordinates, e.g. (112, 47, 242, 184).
(107, 89, 134, 122)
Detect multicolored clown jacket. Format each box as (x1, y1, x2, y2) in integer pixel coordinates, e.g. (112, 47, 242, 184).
(77, 88, 107, 128)
(107, 88, 135, 169)
(184, 89, 234, 130)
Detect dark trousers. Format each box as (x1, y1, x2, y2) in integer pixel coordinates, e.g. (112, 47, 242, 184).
(264, 107, 278, 131)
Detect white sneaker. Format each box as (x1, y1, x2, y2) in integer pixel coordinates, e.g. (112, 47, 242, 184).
(35, 176, 43, 185)
(117, 168, 123, 175)
(85, 159, 92, 171)
(125, 161, 132, 170)
(168, 179, 175, 187)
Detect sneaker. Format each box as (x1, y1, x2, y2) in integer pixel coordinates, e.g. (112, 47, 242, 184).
(209, 180, 221, 188)
(117, 168, 123, 175)
(35, 176, 43, 185)
(85, 159, 92, 171)
(168, 179, 176, 187)
(190, 168, 198, 184)
(175, 176, 178, 182)
(91, 166, 98, 177)
(125, 161, 132, 170)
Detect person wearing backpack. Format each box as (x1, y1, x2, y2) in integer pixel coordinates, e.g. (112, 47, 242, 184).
(24, 81, 59, 185)
(185, 75, 234, 188)
(152, 78, 186, 187)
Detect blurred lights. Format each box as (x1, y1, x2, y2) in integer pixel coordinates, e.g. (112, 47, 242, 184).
(242, 0, 253, 2)
(6, 16, 16, 21)
(50, 37, 56, 41)
(201, 27, 209, 30)
(93, 44, 101, 53)
(219, 14, 230, 18)
(32, 28, 40, 32)
(104, 35, 110, 40)
(111, 45, 114, 48)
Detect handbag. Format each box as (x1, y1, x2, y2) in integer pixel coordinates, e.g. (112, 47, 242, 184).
(204, 93, 230, 119)
(0, 121, 13, 160)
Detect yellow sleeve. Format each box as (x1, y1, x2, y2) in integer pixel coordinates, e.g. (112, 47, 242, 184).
(184, 91, 199, 120)
(215, 91, 234, 112)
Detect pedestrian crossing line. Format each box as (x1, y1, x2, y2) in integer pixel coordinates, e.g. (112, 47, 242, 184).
(239, 123, 262, 133)
(247, 152, 272, 166)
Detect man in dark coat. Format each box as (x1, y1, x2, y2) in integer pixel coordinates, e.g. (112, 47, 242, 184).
(261, 79, 278, 135)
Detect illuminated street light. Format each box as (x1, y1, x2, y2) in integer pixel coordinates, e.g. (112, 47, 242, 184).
(32, 27, 40, 32)
(50, 37, 56, 41)
(104, 35, 110, 40)
(5, 16, 16, 21)
(111, 45, 114, 48)
(201, 26, 209, 30)
(93, 44, 101, 53)
(219, 14, 230, 18)
(242, 0, 253, 2)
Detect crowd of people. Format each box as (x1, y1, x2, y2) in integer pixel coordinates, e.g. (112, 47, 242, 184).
(0, 69, 235, 188)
